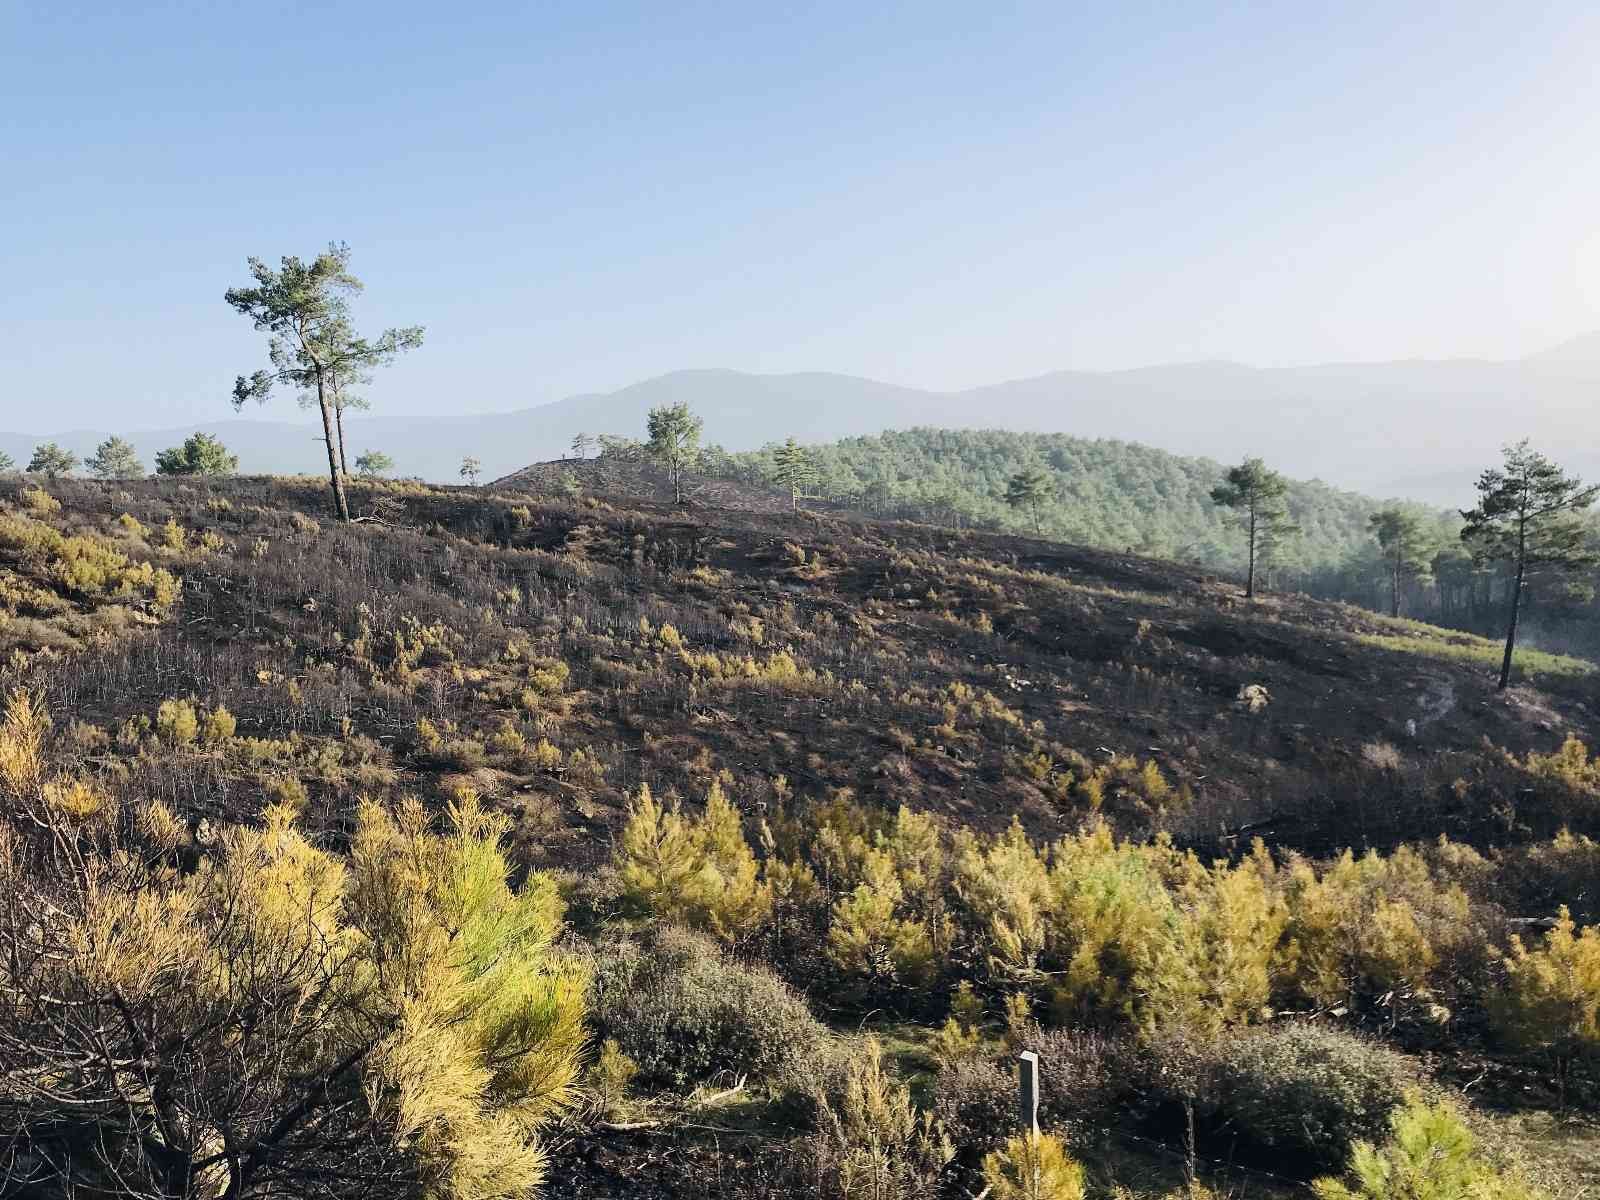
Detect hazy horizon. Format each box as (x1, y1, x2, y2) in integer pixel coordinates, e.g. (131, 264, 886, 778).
(2, 334, 1599, 438)
(7, 2, 1600, 434)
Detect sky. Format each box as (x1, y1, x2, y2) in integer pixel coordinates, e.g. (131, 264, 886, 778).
(4, 1, 1600, 433)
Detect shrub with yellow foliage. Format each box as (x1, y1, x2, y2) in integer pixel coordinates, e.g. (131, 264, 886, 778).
(981, 1131, 1086, 1200)
(616, 781, 771, 944)
(800, 1036, 954, 1200)
(1488, 907, 1600, 1102)
(1043, 824, 1185, 1026)
(1313, 1095, 1547, 1200)
(0, 690, 587, 1200)
(1278, 845, 1471, 1019)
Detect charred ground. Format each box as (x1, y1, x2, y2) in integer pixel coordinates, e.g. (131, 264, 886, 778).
(7, 467, 1593, 865)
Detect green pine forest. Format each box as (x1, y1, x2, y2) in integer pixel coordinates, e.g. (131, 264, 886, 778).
(723, 428, 1422, 573)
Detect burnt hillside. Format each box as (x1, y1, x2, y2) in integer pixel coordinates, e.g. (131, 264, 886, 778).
(4, 470, 1594, 867)
(4, 471, 1600, 1198)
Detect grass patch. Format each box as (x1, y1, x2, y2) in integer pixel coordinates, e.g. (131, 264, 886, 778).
(1464, 1108, 1600, 1199)
(1354, 628, 1595, 680)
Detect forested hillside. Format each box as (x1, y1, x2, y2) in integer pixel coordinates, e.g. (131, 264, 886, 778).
(714, 428, 1600, 662)
(721, 428, 1407, 576)
(3, 470, 1597, 1197)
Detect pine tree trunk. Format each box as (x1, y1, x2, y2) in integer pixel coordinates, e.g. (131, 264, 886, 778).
(1391, 554, 1401, 618)
(316, 378, 350, 521)
(334, 403, 349, 477)
(1498, 537, 1526, 690)
(1246, 506, 1257, 598)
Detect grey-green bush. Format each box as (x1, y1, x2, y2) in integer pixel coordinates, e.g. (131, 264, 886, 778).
(1207, 1022, 1409, 1168)
(1018, 1027, 1142, 1132)
(590, 924, 827, 1092)
(933, 1057, 1017, 1153)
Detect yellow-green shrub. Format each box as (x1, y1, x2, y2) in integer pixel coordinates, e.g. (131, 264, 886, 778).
(1150, 844, 1287, 1036)
(827, 846, 938, 990)
(20, 486, 61, 515)
(1488, 908, 1600, 1094)
(981, 1132, 1085, 1200)
(616, 781, 771, 943)
(1278, 845, 1469, 1014)
(155, 699, 199, 746)
(954, 819, 1051, 982)
(1044, 825, 1182, 1026)
(201, 705, 236, 745)
(1312, 1095, 1547, 1200)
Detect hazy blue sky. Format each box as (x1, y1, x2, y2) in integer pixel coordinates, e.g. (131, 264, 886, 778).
(5, 1, 1600, 432)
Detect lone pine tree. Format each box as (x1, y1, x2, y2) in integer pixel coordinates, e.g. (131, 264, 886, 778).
(1212, 458, 1296, 598)
(646, 402, 702, 504)
(27, 442, 78, 478)
(771, 437, 818, 513)
(154, 432, 238, 476)
(355, 448, 395, 478)
(1461, 440, 1598, 690)
(226, 243, 423, 520)
(85, 435, 144, 479)
(1004, 466, 1055, 535)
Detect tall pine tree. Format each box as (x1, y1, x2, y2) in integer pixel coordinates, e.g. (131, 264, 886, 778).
(1368, 507, 1431, 617)
(226, 243, 423, 520)
(1211, 458, 1296, 598)
(1460, 440, 1598, 689)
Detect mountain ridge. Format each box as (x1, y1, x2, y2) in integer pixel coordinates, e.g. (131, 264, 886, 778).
(7, 337, 1599, 504)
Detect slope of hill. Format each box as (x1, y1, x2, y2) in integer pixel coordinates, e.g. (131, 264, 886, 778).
(2, 473, 1598, 1196)
(10, 336, 1600, 499)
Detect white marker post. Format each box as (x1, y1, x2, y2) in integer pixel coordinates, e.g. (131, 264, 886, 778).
(1017, 1050, 1040, 1138)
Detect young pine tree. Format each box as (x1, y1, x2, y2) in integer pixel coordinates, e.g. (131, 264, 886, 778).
(615, 782, 771, 943)
(86, 435, 145, 479)
(1312, 1095, 1547, 1200)
(646, 402, 703, 504)
(1004, 466, 1055, 535)
(982, 1132, 1086, 1200)
(1487, 907, 1600, 1106)
(1460, 440, 1599, 689)
(0, 693, 585, 1200)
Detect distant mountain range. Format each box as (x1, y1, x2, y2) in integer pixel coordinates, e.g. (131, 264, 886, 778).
(7, 335, 1599, 505)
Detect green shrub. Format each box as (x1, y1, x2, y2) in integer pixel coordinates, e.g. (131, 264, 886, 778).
(590, 924, 825, 1093)
(1208, 1023, 1409, 1169)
